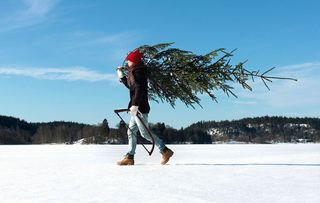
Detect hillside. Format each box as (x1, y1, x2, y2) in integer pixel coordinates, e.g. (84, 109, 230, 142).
(0, 115, 319, 144)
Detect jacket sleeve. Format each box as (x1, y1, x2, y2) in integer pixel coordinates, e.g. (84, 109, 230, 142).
(120, 77, 129, 89)
(131, 69, 145, 106)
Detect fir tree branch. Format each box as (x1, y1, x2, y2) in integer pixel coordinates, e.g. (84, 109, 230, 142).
(137, 43, 297, 108)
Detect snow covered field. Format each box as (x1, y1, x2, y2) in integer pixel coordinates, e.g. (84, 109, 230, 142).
(0, 144, 319, 203)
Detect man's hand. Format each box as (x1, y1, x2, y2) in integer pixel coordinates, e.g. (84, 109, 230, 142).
(129, 106, 139, 116)
(117, 66, 125, 79)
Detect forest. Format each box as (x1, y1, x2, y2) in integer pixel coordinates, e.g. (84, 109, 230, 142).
(0, 115, 319, 144)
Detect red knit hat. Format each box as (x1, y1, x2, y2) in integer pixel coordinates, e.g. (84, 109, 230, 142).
(126, 49, 143, 64)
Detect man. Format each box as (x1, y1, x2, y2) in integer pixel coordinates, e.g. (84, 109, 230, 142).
(116, 49, 174, 165)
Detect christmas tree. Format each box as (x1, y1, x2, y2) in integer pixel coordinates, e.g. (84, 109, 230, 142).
(125, 43, 297, 108)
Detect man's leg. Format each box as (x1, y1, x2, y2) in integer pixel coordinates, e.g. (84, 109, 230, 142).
(135, 113, 166, 152)
(135, 113, 174, 165)
(127, 115, 139, 155)
(117, 115, 138, 165)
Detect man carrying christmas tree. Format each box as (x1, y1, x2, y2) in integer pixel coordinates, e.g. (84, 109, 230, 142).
(116, 49, 174, 166)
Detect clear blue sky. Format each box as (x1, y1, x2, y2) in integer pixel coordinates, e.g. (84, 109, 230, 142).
(0, 0, 319, 128)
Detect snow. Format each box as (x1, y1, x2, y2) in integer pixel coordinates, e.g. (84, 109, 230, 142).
(207, 128, 224, 137)
(0, 144, 319, 203)
(284, 123, 311, 128)
(73, 138, 85, 144)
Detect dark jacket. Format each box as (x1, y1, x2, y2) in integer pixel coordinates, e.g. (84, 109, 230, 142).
(121, 62, 150, 114)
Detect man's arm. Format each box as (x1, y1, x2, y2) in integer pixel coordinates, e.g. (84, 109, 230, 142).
(131, 69, 146, 106)
(117, 67, 129, 89)
(121, 77, 129, 89)
(131, 84, 142, 106)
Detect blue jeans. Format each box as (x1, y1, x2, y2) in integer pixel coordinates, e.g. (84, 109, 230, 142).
(127, 113, 166, 155)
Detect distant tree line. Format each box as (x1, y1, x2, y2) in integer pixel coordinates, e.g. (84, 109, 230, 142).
(186, 116, 320, 143)
(0, 115, 319, 144)
(0, 116, 110, 144)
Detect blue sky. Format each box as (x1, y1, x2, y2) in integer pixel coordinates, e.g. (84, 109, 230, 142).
(0, 0, 319, 128)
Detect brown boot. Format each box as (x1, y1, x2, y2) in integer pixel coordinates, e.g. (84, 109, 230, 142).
(160, 147, 174, 165)
(117, 154, 134, 166)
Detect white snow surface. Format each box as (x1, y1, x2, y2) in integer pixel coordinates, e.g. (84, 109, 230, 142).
(1, 144, 319, 203)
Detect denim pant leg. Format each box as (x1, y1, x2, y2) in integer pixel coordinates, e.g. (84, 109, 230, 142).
(127, 115, 139, 155)
(135, 113, 166, 152)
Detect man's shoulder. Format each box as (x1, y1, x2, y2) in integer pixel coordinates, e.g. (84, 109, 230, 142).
(133, 63, 147, 74)
(135, 62, 147, 69)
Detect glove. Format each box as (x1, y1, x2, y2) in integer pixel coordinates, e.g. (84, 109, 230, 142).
(117, 67, 125, 79)
(129, 106, 139, 116)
